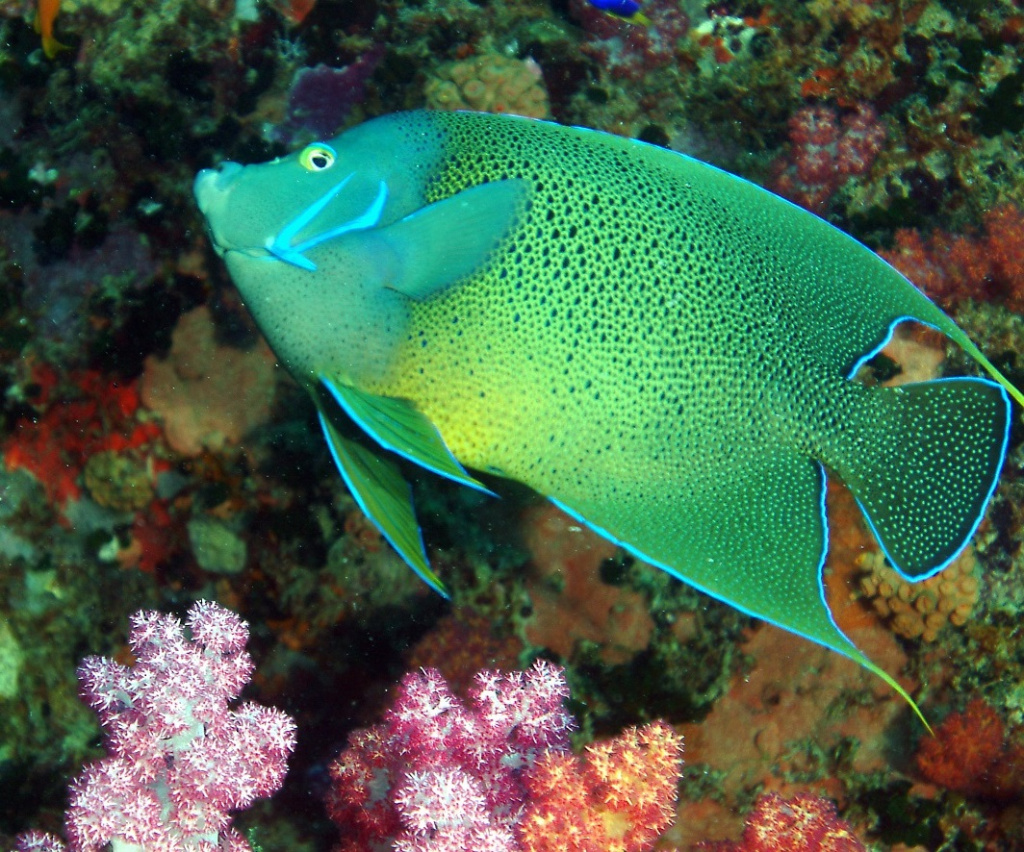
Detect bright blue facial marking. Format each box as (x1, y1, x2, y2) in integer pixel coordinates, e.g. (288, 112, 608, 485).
(265, 173, 354, 270)
(265, 174, 389, 271)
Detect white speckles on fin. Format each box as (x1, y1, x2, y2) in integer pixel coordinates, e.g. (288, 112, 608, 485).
(837, 378, 1010, 580)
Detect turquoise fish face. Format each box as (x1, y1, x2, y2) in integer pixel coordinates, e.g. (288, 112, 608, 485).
(194, 116, 445, 388)
(194, 113, 529, 390)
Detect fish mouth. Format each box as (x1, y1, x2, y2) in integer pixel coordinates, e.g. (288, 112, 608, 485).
(194, 162, 283, 264)
(194, 162, 242, 215)
(194, 164, 390, 272)
(194, 163, 245, 257)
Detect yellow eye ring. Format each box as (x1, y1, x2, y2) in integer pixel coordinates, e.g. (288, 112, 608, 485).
(299, 143, 337, 172)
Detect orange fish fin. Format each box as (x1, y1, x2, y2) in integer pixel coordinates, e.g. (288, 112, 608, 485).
(42, 34, 69, 58)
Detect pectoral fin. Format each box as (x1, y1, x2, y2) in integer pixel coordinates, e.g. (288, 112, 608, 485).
(320, 375, 494, 494)
(379, 179, 530, 300)
(317, 407, 447, 596)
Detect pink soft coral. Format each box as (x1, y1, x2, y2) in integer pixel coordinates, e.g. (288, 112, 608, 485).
(770, 104, 885, 211)
(17, 600, 296, 852)
(327, 661, 683, 852)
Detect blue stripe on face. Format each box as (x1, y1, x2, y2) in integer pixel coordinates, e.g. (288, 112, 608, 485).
(264, 174, 388, 271)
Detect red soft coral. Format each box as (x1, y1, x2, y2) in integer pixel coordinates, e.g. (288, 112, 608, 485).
(697, 792, 867, 852)
(3, 364, 160, 509)
(880, 203, 1024, 310)
(915, 698, 1024, 800)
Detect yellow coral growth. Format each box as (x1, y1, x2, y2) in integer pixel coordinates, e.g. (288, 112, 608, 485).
(857, 546, 980, 642)
(83, 450, 154, 512)
(424, 54, 550, 118)
(807, 0, 877, 30)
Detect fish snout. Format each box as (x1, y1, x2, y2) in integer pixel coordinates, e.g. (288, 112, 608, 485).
(193, 161, 243, 215)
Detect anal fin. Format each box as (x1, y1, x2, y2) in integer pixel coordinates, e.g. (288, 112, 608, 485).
(548, 451, 931, 729)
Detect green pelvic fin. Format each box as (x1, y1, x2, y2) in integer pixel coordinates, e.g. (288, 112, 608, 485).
(378, 179, 530, 300)
(316, 405, 447, 597)
(840, 378, 1009, 580)
(320, 375, 494, 494)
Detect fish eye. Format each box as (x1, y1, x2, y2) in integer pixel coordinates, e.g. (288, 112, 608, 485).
(299, 144, 337, 172)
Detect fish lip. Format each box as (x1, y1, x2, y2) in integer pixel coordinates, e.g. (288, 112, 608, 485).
(223, 245, 277, 263)
(194, 164, 389, 273)
(194, 162, 243, 215)
(195, 162, 249, 258)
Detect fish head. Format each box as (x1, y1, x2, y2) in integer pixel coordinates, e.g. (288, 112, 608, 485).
(192, 115, 448, 387)
(194, 112, 529, 389)
(194, 139, 408, 268)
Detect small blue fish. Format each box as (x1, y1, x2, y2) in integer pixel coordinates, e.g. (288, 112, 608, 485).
(587, 0, 650, 25)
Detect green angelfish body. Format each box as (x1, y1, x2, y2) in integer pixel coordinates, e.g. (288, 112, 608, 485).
(195, 110, 1019, 718)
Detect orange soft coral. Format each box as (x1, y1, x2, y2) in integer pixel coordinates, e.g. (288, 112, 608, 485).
(519, 721, 682, 852)
(522, 503, 654, 664)
(696, 792, 868, 852)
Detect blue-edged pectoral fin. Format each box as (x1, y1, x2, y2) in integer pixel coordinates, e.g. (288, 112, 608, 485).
(317, 406, 448, 597)
(378, 179, 531, 300)
(320, 374, 494, 495)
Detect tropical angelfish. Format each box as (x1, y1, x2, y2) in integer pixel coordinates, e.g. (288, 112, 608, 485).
(194, 111, 1020, 721)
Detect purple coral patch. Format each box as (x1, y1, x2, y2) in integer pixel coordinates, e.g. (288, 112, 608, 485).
(272, 46, 385, 145)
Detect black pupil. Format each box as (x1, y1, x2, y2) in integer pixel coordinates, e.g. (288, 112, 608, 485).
(312, 154, 329, 169)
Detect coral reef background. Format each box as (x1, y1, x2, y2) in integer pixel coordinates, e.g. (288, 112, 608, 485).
(0, 0, 1023, 849)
